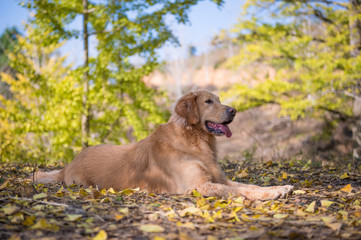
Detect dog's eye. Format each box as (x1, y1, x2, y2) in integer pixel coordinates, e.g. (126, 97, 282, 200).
(205, 99, 213, 104)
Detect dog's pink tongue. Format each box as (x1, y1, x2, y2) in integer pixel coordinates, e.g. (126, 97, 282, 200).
(217, 124, 232, 138)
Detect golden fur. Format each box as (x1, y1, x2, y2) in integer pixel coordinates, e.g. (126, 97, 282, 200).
(33, 90, 293, 200)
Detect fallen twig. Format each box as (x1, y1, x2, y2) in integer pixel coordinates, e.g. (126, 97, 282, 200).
(5, 196, 69, 207)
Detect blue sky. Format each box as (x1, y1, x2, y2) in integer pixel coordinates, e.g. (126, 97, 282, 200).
(0, 0, 243, 62)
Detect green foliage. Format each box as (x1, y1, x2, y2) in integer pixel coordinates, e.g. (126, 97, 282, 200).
(0, 28, 82, 163)
(0, 27, 20, 99)
(0, 0, 222, 163)
(0, 27, 20, 68)
(222, 0, 360, 121)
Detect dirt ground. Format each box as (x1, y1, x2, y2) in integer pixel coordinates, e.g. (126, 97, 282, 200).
(1, 159, 361, 240)
(216, 103, 353, 162)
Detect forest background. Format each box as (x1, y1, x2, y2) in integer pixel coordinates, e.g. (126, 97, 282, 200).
(0, 0, 360, 166)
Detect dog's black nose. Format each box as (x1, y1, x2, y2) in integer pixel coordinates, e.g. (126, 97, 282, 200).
(227, 107, 236, 116)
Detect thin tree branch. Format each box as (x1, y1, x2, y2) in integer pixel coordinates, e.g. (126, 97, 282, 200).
(276, 0, 348, 9)
(344, 90, 361, 101)
(313, 8, 334, 24)
(318, 106, 354, 121)
(5, 197, 69, 207)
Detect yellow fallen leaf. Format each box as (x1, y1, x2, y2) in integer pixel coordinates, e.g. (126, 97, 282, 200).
(273, 214, 288, 219)
(212, 210, 223, 220)
(22, 216, 36, 226)
(120, 188, 139, 195)
(1, 204, 18, 215)
(214, 199, 229, 208)
(234, 197, 244, 205)
(340, 184, 352, 193)
(31, 219, 59, 231)
(338, 210, 348, 218)
(118, 207, 129, 215)
(340, 173, 349, 180)
(139, 224, 164, 233)
(303, 179, 312, 187)
(237, 170, 248, 178)
(79, 188, 88, 197)
(10, 213, 24, 224)
(293, 190, 306, 194)
(179, 206, 202, 217)
(241, 214, 251, 221)
(32, 205, 43, 211)
(154, 236, 166, 240)
(107, 188, 116, 194)
(33, 192, 47, 200)
(321, 216, 336, 224)
(305, 201, 316, 213)
(192, 189, 202, 198)
(92, 230, 107, 240)
(230, 211, 240, 222)
(100, 198, 110, 203)
(114, 214, 124, 221)
(55, 186, 64, 197)
(282, 172, 288, 180)
(66, 214, 82, 221)
(148, 213, 159, 221)
(295, 209, 306, 216)
(325, 222, 342, 233)
(320, 200, 334, 208)
(202, 210, 214, 223)
(0, 180, 9, 190)
(176, 222, 196, 229)
(93, 189, 102, 199)
(207, 236, 218, 240)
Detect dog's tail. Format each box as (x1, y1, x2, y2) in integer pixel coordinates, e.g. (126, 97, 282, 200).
(30, 169, 65, 184)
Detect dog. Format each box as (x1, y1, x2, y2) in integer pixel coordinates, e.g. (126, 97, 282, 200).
(33, 90, 293, 200)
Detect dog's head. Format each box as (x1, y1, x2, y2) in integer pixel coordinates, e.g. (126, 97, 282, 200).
(174, 90, 236, 138)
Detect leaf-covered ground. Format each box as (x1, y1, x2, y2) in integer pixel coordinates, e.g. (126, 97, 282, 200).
(1, 159, 361, 240)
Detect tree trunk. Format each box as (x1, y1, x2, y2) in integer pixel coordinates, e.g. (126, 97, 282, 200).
(82, 0, 90, 149)
(349, 0, 361, 160)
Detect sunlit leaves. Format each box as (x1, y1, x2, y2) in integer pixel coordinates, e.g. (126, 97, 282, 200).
(92, 230, 107, 240)
(222, 0, 359, 121)
(1, 204, 18, 215)
(340, 184, 353, 193)
(65, 214, 83, 221)
(31, 218, 59, 231)
(320, 200, 335, 209)
(33, 192, 47, 200)
(1, 160, 361, 238)
(0, 28, 82, 163)
(340, 173, 349, 179)
(2, 0, 223, 163)
(305, 201, 316, 213)
(139, 224, 165, 233)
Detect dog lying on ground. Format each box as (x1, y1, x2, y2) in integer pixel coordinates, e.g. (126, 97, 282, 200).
(33, 90, 293, 200)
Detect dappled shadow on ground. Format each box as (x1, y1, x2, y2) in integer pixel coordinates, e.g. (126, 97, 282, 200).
(1, 160, 360, 240)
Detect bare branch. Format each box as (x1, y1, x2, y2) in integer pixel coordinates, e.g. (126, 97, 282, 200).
(318, 106, 354, 121)
(85, 8, 96, 14)
(6, 197, 69, 207)
(313, 8, 334, 24)
(276, 0, 348, 9)
(344, 90, 361, 101)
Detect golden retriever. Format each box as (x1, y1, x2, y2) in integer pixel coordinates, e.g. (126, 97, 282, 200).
(33, 90, 293, 200)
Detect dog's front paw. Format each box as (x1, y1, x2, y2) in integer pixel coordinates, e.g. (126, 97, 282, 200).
(273, 185, 294, 199)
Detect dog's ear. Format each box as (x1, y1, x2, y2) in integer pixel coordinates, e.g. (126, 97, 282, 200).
(175, 92, 200, 125)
